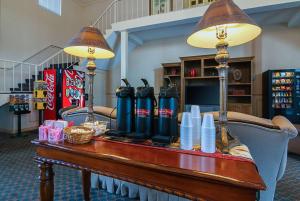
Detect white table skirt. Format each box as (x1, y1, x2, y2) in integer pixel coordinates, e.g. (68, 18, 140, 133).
(91, 173, 190, 201)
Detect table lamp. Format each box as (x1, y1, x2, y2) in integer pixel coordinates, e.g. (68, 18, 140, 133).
(187, 0, 261, 152)
(64, 26, 115, 123)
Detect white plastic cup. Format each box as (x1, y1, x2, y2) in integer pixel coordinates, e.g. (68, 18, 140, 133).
(191, 105, 200, 118)
(201, 113, 216, 153)
(202, 113, 215, 128)
(191, 105, 201, 146)
(180, 112, 193, 150)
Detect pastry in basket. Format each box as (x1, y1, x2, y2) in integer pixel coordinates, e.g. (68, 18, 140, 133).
(64, 126, 95, 144)
(81, 121, 108, 136)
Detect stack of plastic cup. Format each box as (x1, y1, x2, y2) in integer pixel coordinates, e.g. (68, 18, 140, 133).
(201, 113, 216, 153)
(180, 112, 193, 150)
(191, 105, 201, 147)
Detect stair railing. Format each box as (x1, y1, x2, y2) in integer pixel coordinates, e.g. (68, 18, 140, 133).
(36, 49, 80, 79)
(93, 0, 151, 32)
(0, 59, 37, 93)
(23, 45, 62, 64)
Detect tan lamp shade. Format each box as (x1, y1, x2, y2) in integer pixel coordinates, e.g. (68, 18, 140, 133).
(187, 0, 262, 48)
(64, 26, 115, 59)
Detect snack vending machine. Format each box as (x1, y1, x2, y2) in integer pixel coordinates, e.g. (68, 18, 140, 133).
(263, 69, 300, 123)
(44, 68, 85, 120)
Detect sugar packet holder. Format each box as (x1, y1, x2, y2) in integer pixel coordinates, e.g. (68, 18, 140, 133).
(38, 125, 51, 141)
(48, 128, 64, 143)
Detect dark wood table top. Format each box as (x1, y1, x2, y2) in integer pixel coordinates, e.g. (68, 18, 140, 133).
(32, 139, 265, 191)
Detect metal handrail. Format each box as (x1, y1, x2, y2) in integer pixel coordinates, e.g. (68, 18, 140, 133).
(37, 49, 65, 67)
(93, 0, 120, 26)
(0, 59, 37, 93)
(23, 45, 62, 63)
(3, 45, 62, 70)
(0, 59, 35, 66)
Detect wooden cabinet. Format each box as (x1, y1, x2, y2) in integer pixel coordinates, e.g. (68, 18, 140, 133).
(160, 55, 254, 114)
(161, 62, 182, 110)
(228, 103, 252, 115)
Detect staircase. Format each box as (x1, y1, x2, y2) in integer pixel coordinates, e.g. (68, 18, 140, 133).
(0, 46, 80, 107)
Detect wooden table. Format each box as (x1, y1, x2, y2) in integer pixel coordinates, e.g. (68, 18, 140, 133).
(32, 139, 265, 201)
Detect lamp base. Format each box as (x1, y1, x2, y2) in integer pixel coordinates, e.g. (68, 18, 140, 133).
(218, 123, 230, 153)
(215, 39, 230, 153)
(85, 58, 96, 123)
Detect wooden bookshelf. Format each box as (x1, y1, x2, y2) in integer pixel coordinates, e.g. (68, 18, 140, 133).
(161, 62, 182, 110)
(160, 55, 254, 114)
(162, 62, 181, 88)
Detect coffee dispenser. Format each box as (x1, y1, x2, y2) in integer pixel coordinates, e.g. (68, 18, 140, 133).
(152, 78, 179, 144)
(106, 79, 135, 136)
(128, 79, 156, 139)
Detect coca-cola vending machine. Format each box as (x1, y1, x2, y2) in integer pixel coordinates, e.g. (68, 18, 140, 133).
(44, 68, 85, 120)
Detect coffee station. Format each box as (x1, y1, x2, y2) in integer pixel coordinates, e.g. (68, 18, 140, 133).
(106, 78, 180, 145)
(3, 0, 300, 200)
(30, 1, 299, 201)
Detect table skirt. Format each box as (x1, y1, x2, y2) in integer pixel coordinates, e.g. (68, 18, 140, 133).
(91, 173, 190, 201)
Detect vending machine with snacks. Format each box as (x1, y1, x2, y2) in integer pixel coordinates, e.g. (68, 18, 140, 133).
(263, 69, 300, 123)
(9, 94, 31, 137)
(44, 68, 85, 120)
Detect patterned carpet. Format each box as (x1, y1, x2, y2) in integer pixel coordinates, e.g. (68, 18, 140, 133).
(0, 132, 136, 201)
(0, 131, 299, 201)
(275, 154, 300, 201)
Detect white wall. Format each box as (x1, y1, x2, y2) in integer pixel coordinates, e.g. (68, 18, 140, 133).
(107, 24, 300, 116)
(0, 0, 85, 61)
(260, 25, 300, 71)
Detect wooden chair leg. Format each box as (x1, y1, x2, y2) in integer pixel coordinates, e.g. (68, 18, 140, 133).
(82, 170, 91, 201)
(38, 162, 54, 201)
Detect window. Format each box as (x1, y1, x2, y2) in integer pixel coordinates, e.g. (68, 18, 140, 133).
(38, 0, 61, 16)
(150, 0, 172, 15)
(188, 0, 215, 8)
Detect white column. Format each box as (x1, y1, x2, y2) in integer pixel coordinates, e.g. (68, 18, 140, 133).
(121, 31, 128, 85)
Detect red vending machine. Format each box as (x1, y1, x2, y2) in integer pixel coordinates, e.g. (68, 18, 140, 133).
(44, 68, 85, 120)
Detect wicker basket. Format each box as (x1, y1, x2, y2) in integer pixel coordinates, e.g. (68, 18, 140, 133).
(64, 126, 95, 144)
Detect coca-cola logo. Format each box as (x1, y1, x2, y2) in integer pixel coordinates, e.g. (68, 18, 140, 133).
(45, 73, 55, 111)
(136, 109, 150, 117)
(158, 109, 173, 118)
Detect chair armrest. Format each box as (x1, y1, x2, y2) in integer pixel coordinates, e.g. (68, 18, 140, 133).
(272, 116, 298, 139)
(61, 106, 86, 119)
(58, 105, 79, 117)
